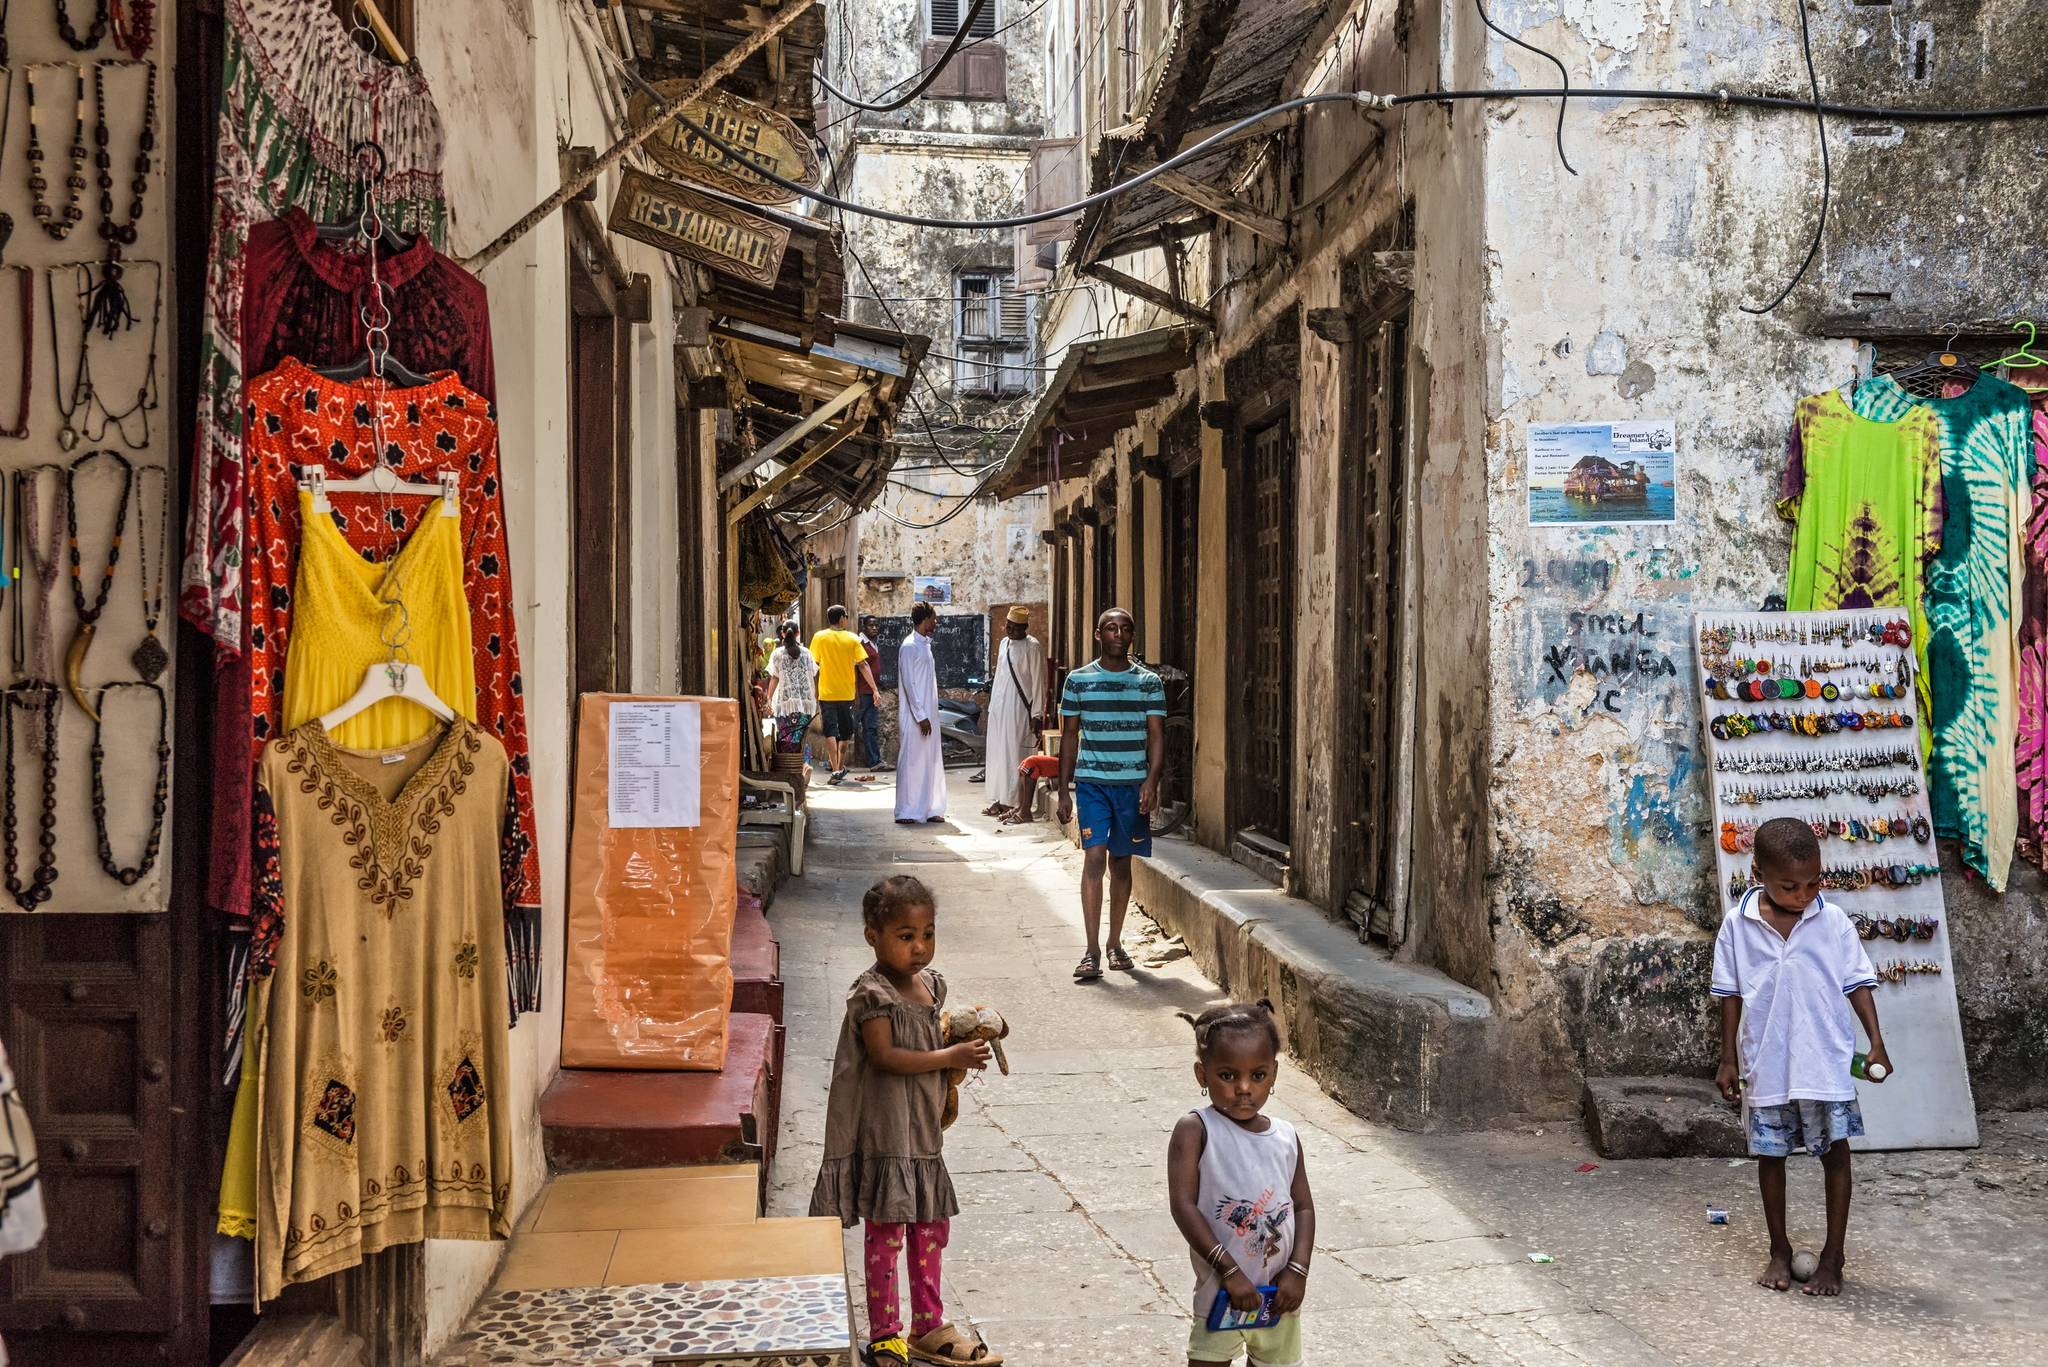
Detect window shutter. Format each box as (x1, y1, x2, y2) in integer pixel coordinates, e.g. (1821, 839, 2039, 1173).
(961, 44, 1007, 102)
(930, 0, 998, 40)
(998, 283, 1030, 341)
(1025, 137, 1083, 245)
(920, 37, 968, 98)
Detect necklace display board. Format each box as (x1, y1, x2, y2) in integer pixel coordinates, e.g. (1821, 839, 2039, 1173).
(0, 21, 173, 914)
(1696, 608, 1976, 1149)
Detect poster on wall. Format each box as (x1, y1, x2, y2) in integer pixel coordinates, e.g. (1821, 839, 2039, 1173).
(1528, 419, 1677, 526)
(913, 575, 953, 605)
(1695, 609, 1976, 1150)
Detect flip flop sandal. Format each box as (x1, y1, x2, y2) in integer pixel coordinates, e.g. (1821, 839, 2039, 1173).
(1072, 952, 1102, 982)
(1106, 945, 1135, 972)
(865, 1335, 911, 1366)
(909, 1323, 1003, 1364)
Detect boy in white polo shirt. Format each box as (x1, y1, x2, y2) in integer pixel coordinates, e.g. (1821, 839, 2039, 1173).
(1712, 817, 1892, 1298)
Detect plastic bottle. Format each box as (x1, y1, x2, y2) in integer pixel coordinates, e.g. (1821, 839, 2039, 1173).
(1852, 1052, 1888, 1081)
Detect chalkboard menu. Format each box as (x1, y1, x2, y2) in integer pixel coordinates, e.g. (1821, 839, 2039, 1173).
(873, 614, 991, 691)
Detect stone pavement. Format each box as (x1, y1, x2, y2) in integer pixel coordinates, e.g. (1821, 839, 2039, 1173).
(768, 772, 2048, 1366)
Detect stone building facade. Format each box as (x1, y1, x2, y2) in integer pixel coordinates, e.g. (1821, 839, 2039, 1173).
(1004, 0, 2048, 1125)
(809, 0, 1054, 729)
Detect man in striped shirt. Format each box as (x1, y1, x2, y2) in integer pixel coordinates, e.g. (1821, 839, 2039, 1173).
(1056, 607, 1166, 983)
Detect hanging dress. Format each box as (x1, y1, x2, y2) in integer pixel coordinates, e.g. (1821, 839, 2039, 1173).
(1851, 373, 2034, 889)
(207, 205, 501, 928)
(245, 719, 514, 1304)
(225, 359, 541, 1074)
(1778, 388, 1944, 744)
(182, 0, 448, 651)
(219, 494, 477, 1240)
(2006, 367, 2048, 869)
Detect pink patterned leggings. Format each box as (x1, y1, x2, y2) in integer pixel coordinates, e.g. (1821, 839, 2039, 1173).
(862, 1218, 949, 1340)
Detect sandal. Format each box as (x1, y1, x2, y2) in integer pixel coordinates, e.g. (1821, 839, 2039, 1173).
(909, 1323, 1003, 1364)
(866, 1335, 911, 1366)
(1072, 952, 1102, 982)
(1106, 945, 1135, 972)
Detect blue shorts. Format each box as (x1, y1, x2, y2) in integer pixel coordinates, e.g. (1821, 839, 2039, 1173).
(1074, 781, 1151, 857)
(1748, 1099, 1864, 1157)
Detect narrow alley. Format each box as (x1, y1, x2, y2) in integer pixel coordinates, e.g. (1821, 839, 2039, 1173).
(770, 776, 2048, 1367)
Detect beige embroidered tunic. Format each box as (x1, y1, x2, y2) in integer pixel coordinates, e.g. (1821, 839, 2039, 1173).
(248, 719, 513, 1302)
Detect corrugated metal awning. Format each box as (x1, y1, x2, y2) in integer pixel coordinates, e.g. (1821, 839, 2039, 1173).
(1070, 0, 1339, 267)
(990, 326, 1202, 500)
(717, 319, 932, 525)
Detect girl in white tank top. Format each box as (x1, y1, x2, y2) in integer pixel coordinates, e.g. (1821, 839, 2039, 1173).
(1167, 1000, 1314, 1367)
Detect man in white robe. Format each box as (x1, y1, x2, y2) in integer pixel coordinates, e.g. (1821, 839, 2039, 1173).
(983, 606, 1046, 816)
(894, 603, 948, 823)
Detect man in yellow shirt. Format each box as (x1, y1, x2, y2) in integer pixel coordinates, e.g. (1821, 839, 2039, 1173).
(809, 605, 877, 785)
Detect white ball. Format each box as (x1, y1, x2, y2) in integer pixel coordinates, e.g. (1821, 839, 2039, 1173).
(1791, 1251, 1819, 1282)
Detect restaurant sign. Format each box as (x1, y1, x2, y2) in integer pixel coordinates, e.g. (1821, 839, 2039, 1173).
(629, 85, 821, 207)
(610, 167, 791, 288)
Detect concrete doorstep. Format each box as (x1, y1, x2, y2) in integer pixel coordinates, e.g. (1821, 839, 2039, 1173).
(1131, 835, 1536, 1131)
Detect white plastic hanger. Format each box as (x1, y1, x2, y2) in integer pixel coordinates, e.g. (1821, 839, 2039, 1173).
(319, 657, 456, 731)
(302, 466, 459, 517)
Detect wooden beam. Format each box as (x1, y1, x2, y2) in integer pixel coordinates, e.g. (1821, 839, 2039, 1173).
(1083, 263, 1214, 327)
(1150, 169, 1288, 245)
(718, 378, 870, 491)
(725, 413, 864, 522)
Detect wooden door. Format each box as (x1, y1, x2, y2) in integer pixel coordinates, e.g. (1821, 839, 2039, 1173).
(1336, 302, 1412, 942)
(1231, 407, 1297, 853)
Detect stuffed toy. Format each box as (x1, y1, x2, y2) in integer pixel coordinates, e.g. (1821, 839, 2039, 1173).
(938, 1004, 1010, 1129)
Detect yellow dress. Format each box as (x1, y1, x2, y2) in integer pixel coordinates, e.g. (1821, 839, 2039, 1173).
(218, 494, 476, 1243)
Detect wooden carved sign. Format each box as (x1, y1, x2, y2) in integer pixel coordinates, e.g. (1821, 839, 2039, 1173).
(629, 84, 821, 206)
(610, 167, 791, 288)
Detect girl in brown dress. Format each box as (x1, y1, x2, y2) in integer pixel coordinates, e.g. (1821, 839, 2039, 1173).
(810, 876, 1003, 1366)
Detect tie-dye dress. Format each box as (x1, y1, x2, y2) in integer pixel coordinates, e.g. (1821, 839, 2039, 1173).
(1851, 374, 2034, 890)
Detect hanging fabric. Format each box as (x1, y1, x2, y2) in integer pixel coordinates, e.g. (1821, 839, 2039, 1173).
(1851, 373, 2034, 890)
(221, 360, 542, 1035)
(1779, 388, 1944, 747)
(2006, 366, 2048, 869)
(179, 0, 448, 654)
(242, 718, 515, 1303)
(0, 1035, 45, 1259)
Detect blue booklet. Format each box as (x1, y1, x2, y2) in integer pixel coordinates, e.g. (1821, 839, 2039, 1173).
(1206, 1285, 1280, 1331)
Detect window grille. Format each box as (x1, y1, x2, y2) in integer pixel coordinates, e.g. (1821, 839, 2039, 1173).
(929, 0, 999, 39)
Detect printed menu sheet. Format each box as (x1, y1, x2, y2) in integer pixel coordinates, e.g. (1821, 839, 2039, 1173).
(608, 700, 702, 828)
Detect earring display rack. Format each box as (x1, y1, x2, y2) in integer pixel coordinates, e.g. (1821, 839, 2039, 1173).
(1695, 609, 1976, 1150)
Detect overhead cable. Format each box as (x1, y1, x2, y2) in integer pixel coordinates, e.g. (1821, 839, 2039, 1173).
(812, 0, 996, 112)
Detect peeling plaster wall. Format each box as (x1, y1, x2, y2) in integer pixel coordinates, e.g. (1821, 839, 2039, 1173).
(822, 0, 1049, 141)
(1474, 0, 2048, 1107)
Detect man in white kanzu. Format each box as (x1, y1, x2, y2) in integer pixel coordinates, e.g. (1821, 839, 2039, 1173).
(894, 602, 948, 824)
(982, 606, 1046, 818)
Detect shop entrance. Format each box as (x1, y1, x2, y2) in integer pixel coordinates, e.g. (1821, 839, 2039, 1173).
(1227, 316, 1300, 866)
(1335, 288, 1415, 943)
(1090, 478, 1118, 623)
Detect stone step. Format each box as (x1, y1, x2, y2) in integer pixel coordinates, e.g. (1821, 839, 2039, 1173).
(541, 1013, 780, 1183)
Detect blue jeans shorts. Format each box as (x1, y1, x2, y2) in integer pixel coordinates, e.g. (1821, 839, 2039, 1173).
(1748, 1098, 1864, 1157)
(1074, 781, 1151, 858)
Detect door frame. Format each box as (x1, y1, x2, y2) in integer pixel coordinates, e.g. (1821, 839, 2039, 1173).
(1329, 286, 1420, 945)
(568, 221, 634, 701)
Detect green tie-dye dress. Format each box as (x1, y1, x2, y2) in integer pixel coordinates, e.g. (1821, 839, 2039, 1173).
(1851, 374, 2034, 890)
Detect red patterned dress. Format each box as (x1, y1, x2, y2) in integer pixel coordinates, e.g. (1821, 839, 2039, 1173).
(230, 360, 540, 1037)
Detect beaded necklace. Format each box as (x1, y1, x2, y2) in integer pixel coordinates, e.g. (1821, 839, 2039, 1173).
(63, 449, 132, 723)
(131, 463, 168, 681)
(23, 63, 88, 243)
(53, 0, 111, 51)
(1, 682, 61, 911)
(90, 681, 168, 885)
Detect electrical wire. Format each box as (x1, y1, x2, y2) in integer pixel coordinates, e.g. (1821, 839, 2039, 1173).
(1740, 1, 1826, 315)
(818, 0, 1054, 135)
(812, 0, 999, 112)
(1473, 0, 1575, 176)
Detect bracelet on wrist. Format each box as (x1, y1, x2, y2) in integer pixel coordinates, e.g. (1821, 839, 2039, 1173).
(1286, 1260, 1310, 1278)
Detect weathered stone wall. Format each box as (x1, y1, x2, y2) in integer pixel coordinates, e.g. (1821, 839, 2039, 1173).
(1474, 0, 2048, 1108)
(822, 0, 1050, 141)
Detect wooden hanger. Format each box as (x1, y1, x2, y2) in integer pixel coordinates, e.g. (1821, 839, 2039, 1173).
(355, 0, 410, 65)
